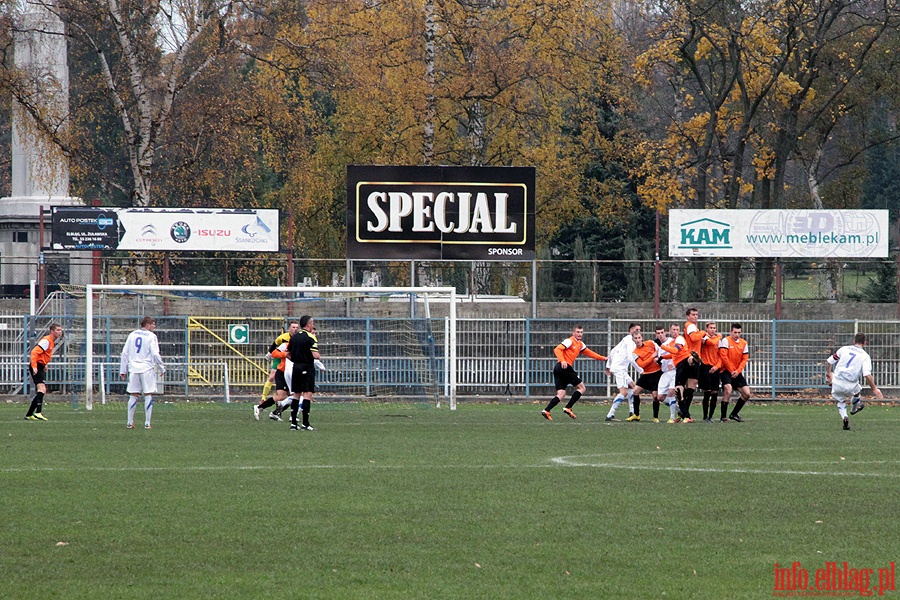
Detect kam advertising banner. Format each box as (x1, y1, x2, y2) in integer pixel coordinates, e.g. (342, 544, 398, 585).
(51, 207, 280, 252)
(668, 209, 889, 258)
(347, 165, 536, 261)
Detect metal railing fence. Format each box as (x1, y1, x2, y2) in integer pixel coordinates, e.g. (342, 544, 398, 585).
(5, 315, 899, 400)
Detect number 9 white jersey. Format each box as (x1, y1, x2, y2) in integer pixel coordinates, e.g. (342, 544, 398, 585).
(120, 329, 165, 375)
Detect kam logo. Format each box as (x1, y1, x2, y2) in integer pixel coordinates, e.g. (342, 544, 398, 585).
(773, 561, 896, 597)
(678, 218, 732, 250)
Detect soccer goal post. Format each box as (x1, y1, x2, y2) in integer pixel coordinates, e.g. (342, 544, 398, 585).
(84, 285, 458, 410)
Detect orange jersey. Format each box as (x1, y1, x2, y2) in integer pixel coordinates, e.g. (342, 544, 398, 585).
(700, 334, 722, 369)
(633, 342, 661, 374)
(554, 336, 606, 364)
(661, 335, 692, 366)
(718, 336, 749, 375)
(683, 320, 704, 354)
(30, 333, 56, 371)
(271, 346, 288, 372)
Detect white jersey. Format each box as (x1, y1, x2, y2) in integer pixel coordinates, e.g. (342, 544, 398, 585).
(120, 329, 165, 375)
(657, 337, 676, 372)
(607, 334, 637, 373)
(828, 344, 872, 383)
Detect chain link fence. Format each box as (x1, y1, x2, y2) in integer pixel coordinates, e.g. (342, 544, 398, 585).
(2, 254, 896, 303)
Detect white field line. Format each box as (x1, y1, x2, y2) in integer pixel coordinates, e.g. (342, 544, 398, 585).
(1, 456, 895, 477)
(549, 455, 900, 477)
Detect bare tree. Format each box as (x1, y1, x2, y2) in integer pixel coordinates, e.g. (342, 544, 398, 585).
(0, 0, 234, 206)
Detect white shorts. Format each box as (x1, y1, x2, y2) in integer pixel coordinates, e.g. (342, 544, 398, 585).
(831, 379, 861, 402)
(658, 370, 676, 396)
(284, 358, 293, 391)
(612, 371, 634, 390)
(127, 370, 158, 395)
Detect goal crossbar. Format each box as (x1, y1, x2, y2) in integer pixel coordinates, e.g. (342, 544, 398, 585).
(84, 285, 457, 410)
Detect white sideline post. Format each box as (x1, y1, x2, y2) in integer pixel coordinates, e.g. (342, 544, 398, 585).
(223, 362, 230, 403)
(85, 285, 458, 409)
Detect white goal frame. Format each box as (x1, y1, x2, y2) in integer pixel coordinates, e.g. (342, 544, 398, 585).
(84, 285, 458, 410)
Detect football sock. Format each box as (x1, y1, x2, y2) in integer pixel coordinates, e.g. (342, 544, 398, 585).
(702, 391, 710, 419)
(259, 398, 276, 410)
(301, 399, 311, 427)
(632, 394, 640, 416)
(837, 400, 848, 419)
(544, 397, 560, 412)
(607, 394, 624, 418)
(681, 388, 694, 418)
(25, 392, 42, 417)
(128, 396, 139, 424)
(34, 391, 45, 414)
(720, 401, 729, 419)
(261, 380, 274, 402)
(565, 391, 582, 409)
(144, 396, 153, 426)
(290, 397, 300, 425)
(652, 399, 660, 419)
(732, 398, 746, 416)
(669, 398, 678, 419)
(708, 393, 717, 419)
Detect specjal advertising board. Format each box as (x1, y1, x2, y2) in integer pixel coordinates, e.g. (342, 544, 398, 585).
(347, 165, 536, 260)
(668, 209, 890, 258)
(51, 207, 280, 252)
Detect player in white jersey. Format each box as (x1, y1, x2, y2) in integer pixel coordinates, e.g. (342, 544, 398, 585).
(120, 316, 165, 429)
(604, 323, 642, 421)
(826, 333, 882, 430)
(655, 324, 680, 423)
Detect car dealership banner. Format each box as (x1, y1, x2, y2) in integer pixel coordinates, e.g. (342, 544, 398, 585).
(347, 165, 536, 260)
(51, 207, 280, 252)
(669, 209, 889, 258)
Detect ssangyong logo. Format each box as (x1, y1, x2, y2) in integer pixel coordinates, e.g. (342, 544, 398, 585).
(170, 221, 191, 243)
(678, 218, 731, 250)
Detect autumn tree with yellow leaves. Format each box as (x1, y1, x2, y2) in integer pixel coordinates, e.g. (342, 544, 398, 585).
(634, 0, 900, 301)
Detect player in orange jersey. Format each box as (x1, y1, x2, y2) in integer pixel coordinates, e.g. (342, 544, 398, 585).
(25, 323, 63, 421)
(676, 307, 704, 419)
(541, 325, 607, 420)
(718, 323, 751, 422)
(661, 314, 702, 423)
(698, 322, 723, 422)
(631, 331, 663, 422)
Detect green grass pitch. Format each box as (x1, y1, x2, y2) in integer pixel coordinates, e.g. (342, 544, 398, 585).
(2, 400, 898, 599)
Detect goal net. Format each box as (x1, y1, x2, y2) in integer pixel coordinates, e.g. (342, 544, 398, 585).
(83, 285, 458, 410)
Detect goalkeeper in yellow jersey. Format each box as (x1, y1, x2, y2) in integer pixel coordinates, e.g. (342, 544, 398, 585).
(254, 321, 298, 420)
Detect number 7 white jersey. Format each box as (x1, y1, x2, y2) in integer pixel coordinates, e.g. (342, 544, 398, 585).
(120, 329, 165, 375)
(827, 344, 872, 383)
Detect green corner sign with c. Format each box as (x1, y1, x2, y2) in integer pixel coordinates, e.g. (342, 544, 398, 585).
(228, 324, 249, 344)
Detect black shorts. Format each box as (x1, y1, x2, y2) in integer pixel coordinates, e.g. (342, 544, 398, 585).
(720, 371, 748, 390)
(274, 370, 289, 392)
(553, 364, 582, 391)
(635, 370, 662, 392)
(30, 364, 46, 386)
(675, 360, 699, 386)
(291, 364, 316, 394)
(698, 365, 721, 391)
